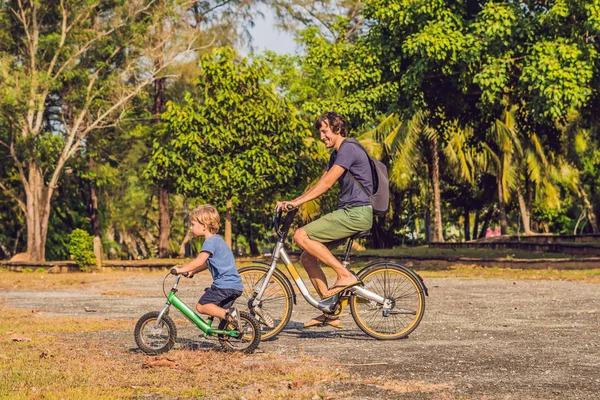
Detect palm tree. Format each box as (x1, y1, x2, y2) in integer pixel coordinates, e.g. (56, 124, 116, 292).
(480, 107, 522, 235)
(564, 123, 599, 234)
(358, 111, 445, 242)
(480, 107, 580, 235)
(514, 133, 577, 235)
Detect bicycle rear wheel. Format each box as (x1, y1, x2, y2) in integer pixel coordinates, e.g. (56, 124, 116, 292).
(218, 311, 261, 353)
(238, 266, 293, 341)
(350, 262, 425, 340)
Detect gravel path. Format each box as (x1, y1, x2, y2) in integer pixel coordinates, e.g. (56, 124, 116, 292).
(2, 275, 599, 399)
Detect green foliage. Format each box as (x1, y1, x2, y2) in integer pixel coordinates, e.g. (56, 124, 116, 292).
(67, 229, 97, 270)
(521, 40, 596, 120)
(147, 46, 317, 209)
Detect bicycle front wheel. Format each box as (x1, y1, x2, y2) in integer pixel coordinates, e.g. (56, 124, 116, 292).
(238, 266, 293, 341)
(350, 263, 425, 340)
(134, 311, 177, 354)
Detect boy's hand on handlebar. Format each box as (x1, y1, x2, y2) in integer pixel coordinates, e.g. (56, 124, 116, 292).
(170, 267, 189, 277)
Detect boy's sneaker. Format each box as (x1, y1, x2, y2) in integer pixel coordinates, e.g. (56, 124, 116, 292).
(226, 307, 241, 330)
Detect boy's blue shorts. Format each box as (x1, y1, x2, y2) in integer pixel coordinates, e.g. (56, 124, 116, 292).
(198, 285, 242, 309)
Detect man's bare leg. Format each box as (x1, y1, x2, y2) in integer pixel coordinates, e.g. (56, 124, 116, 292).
(300, 250, 328, 297)
(294, 228, 357, 296)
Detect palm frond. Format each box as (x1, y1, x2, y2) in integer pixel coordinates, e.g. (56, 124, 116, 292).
(443, 124, 475, 183)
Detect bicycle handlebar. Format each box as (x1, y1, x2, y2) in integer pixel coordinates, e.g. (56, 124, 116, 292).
(272, 207, 297, 241)
(170, 267, 189, 277)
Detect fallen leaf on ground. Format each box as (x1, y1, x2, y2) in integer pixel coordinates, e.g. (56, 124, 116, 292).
(143, 357, 177, 369)
(289, 380, 307, 389)
(0, 354, 9, 360)
(11, 334, 32, 342)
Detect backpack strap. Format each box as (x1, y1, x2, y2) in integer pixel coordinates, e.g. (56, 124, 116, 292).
(338, 139, 375, 197)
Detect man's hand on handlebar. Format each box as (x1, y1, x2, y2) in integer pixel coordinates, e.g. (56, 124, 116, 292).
(275, 200, 297, 212)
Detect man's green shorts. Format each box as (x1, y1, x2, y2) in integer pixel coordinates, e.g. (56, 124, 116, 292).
(303, 206, 373, 247)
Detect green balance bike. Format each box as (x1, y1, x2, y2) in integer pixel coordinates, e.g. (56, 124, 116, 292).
(134, 270, 261, 354)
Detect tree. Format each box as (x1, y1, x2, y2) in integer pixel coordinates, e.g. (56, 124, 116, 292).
(0, 0, 199, 261)
(146, 46, 316, 248)
(359, 111, 446, 242)
(362, 0, 600, 237)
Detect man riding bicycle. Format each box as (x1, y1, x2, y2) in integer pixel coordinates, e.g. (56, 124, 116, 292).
(276, 112, 374, 328)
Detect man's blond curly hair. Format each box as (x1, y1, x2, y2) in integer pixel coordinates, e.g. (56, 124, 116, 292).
(190, 205, 220, 234)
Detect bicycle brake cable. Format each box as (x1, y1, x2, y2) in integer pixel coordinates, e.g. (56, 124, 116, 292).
(162, 271, 171, 299)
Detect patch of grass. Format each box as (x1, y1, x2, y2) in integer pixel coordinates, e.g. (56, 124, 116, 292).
(359, 376, 453, 394)
(420, 265, 600, 284)
(0, 269, 164, 291)
(100, 290, 148, 297)
(354, 245, 577, 259)
(0, 307, 345, 399)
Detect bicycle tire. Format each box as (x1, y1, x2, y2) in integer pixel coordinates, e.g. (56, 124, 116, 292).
(217, 311, 261, 353)
(350, 262, 425, 340)
(134, 311, 177, 354)
(238, 266, 293, 341)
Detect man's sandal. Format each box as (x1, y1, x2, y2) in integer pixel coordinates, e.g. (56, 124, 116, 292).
(303, 314, 343, 329)
(321, 280, 362, 299)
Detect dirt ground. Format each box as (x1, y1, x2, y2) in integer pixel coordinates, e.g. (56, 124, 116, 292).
(1, 273, 599, 399)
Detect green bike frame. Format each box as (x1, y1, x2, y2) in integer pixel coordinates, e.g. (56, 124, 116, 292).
(156, 275, 239, 338)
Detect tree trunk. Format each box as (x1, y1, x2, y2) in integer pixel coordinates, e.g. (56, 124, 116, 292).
(424, 206, 431, 243)
(430, 137, 444, 242)
(579, 186, 599, 233)
(178, 230, 191, 258)
(479, 207, 494, 239)
(106, 226, 117, 260)
(515, 186, 532, 235)
(249, 239, 259, 256)
(225, 199, 233, 248)
(158, 186, 171, 257)
(526, 177, 534, 233)
(371, 216, 386, 249)
(25, 164, 53, 262)
(154, 60, 171, 258)
(497, 177, 508, 235)
(463, 208, 470, 241)
(88, 157, 103, 267)
(473, 210, 480, 241)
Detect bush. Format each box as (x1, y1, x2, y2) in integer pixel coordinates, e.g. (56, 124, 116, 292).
(67, 229, 97, 271)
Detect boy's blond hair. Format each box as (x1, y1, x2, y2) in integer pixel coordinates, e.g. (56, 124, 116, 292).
(190, 205, 221, 234)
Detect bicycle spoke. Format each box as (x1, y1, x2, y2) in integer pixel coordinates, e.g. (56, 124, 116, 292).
(352, 264, 425, 339)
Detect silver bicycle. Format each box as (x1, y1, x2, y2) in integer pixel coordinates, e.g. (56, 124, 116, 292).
(238, 208, 428, 340)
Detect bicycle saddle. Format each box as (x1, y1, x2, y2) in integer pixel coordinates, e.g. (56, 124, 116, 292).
(351, 230, 371, 239)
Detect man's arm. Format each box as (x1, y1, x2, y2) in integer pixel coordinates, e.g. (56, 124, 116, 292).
(287, 165, 345, 208)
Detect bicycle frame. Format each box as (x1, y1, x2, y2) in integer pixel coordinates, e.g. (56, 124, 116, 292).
(251, 214, 390, 314)
(155, 275, 239, 337)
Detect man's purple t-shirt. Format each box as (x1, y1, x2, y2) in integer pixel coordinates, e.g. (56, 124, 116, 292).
(327, 138, 373, 208)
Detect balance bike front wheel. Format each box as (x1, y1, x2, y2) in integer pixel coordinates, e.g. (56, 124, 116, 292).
(134, 311, 177, 354)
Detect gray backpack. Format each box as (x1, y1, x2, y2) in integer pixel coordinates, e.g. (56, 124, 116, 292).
(340, 139, 390, 216)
